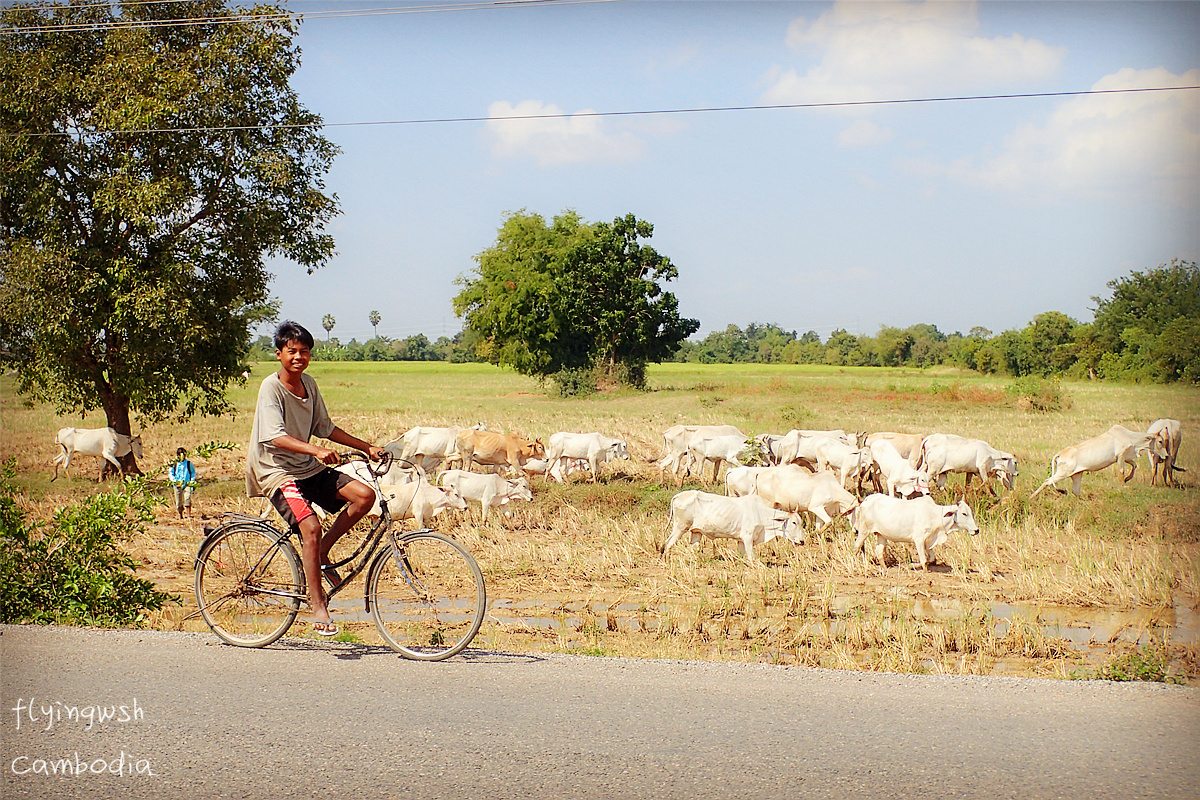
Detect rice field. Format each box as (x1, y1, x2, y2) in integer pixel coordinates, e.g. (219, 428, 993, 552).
(3, 362, 1197, 681)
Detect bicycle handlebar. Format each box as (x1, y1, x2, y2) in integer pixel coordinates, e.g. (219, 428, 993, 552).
(339, 449, 395, 478)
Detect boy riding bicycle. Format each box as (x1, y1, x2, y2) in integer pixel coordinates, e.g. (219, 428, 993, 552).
(245, 321, 384, 636)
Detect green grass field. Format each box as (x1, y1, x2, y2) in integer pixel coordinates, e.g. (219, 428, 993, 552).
(3, 363, 1197, 680)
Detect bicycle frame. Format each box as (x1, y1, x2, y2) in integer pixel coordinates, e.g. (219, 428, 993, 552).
(196, 452, 424, 613)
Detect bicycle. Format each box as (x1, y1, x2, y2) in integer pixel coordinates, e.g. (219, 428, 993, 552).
(193, 451, 486, 660)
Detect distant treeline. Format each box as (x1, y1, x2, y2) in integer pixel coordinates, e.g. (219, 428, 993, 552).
(252, 260, 1197, 384)
(677, 260, 1199, 383)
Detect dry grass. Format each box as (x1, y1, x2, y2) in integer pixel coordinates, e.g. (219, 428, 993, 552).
(3, 363, 1198, 682)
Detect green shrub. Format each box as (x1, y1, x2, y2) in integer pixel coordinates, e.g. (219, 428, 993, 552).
(550, 367, 598, 397)
(0, 463, 177, 627)
(1006, 376, 1070, 412)
(1078, 645, 1185, 684)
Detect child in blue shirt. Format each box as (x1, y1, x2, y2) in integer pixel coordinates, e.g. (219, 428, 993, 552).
(169, 447, 197, 519)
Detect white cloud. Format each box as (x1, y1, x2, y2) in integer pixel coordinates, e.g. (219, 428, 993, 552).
(486, 100, 645, 166)
(932, 67, 1200, 205)
(838, 118, 894, 147)
(762, 0, 1065, 107)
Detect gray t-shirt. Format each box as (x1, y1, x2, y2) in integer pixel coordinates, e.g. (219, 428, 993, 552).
(245, 371, 336, 498)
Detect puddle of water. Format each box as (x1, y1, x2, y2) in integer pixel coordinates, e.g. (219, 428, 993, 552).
(485, 592, 1199, 664)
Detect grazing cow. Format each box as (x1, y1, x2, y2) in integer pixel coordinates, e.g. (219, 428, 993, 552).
(865, 431, 926, 462)
(814, 438, 869, 490)
(521, 458, 587, 482)
(751, 465, 858, 531)
(1146, 418, 1184, 487)
(545, 432, 629, 483)
(385, 424, 485, 474)
(851, 494, 980, 571)
(753, 433, 788, 466)
(656, 425, 743, 481)
(868, 439, 931, 498)
(438, 469, 534, 522)
(452, 429, 544, 475)
(333, 461, 466, 527)
(725, 465, 775, 498)
(1032, 425, 1166, 497)
(776, 429, 856, 469)
(684, 430, 749, 486)
(51, 427, 144, 482)
(663, 490, 800, 563)
(915, 433, 1018, 495)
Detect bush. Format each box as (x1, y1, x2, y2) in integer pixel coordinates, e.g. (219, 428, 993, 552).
(0, 463, 177, 626)
(1088, 646, 1184, 684)
(1006, 376, 1070, 412)
(551, 367, 598, 397)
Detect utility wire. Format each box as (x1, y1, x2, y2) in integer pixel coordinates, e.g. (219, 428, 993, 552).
(0, 0, 616, 34)
(6, 85, 1197, 139)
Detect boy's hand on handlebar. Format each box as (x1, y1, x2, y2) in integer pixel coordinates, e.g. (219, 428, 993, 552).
(315, 446, 340, 465)
(366, 445, 386, 461)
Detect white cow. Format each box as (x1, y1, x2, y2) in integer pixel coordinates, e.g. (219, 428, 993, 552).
(663, 490, 800, 563)
(868, 438, 932, 498)
(753, 433, 787, 466)
(1146, 418, 1184, 487)
(656, 425, 743, 481)
(385, 423, 486, 474)
(522, 458, 588, 482)
(724, 465, 775, 498)
(751, 465, 858, 530)
(776, 429, 856, 468)
(814, 438, 869, 490)
(438, 469, 534, 522)
(1032, 425, 1166, 498)
(333, 461, 465, 528)
(545, 432, 629, 483)
(851, 494, 980, 571)
(684, 430, 749, 485)
(51, 427, 143, 481)
(915, 433, 1018, 495)
(865, 431, 926, 462)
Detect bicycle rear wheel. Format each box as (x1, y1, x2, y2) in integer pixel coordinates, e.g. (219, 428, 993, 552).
(195, 523, 304, 647)
(368, 530, 486, 660)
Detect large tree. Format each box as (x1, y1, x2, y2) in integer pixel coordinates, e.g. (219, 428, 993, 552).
(0, 2, 339, 473)
(1089, 260, 1200, 383)
(454, 210, 698, 387)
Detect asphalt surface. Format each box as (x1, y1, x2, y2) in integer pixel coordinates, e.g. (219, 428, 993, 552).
(1, 624, 1197, 799)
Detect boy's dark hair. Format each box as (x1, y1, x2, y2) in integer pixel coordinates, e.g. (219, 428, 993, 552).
(274, 321, 315, 351)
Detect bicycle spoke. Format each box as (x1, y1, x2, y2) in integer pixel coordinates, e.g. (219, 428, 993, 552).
(196, 524, 303, 647)
(369, 531, 485, 661)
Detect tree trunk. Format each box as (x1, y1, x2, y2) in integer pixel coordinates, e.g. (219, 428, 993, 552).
(98, 385, 143, 480)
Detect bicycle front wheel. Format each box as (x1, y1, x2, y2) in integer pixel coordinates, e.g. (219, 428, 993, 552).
(369, 530, 486, 660)
(195, 524, 304, 647)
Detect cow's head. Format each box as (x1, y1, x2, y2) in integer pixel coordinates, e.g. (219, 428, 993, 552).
(946, 500, 980, 536)
(521, 438, 546, 459)
(130, 436, 144, 459)
(506, 477, 534, 502)
(611, 439, 630, 460)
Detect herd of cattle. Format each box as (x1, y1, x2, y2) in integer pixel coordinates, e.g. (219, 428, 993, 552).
(49, 417, 1185, 570)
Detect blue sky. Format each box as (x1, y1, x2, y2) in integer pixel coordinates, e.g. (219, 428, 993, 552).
(264, 0, 1200, 345)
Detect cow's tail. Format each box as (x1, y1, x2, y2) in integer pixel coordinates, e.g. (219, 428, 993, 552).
(50, 433, 69, 481)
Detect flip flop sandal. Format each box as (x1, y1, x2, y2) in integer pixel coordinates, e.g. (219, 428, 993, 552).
(312, 620, 339, 637)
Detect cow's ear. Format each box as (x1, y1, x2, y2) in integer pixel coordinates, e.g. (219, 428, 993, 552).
(943, 509, 955, 518)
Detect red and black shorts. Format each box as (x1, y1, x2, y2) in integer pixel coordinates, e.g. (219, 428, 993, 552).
(269, 468, 354, 534)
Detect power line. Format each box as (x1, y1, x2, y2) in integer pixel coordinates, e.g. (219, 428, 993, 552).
(6, 85, 1197, 139)
(0, 0, 618, 34)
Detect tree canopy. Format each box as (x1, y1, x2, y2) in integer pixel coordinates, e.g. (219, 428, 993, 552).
(453, 210, 698, 388)
(0, 1, 339, 469)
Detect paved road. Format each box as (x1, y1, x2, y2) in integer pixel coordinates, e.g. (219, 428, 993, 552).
(1, 625, 1196, 799)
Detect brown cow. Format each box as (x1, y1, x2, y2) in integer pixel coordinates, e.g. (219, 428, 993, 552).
(453, 429, 545, 474)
